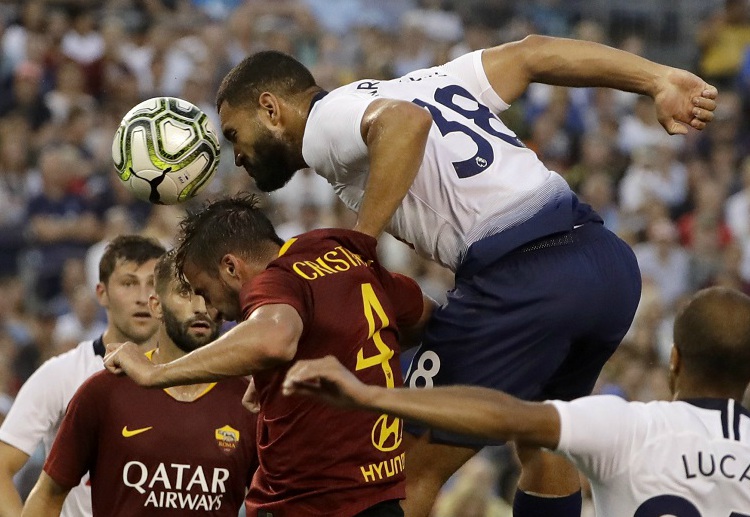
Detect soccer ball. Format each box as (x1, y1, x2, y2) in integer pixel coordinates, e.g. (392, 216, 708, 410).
(112, 97, 220, 204)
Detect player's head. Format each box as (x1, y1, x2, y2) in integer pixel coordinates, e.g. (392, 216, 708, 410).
(216, 51, 317, 192)
(97, 235, 166, 345)
(670, 286, 750, 395)
(151, 251, 220, 353)
(174, 194, 284, 322)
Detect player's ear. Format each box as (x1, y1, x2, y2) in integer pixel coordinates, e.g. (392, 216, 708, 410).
(258, 92, 281, 128)
(148, 293, 163, 320)
(669, 345, 681, 374)
(219, 254, 241, 285)
(668, 344, 681, 395)
(95, 282, 108, 309)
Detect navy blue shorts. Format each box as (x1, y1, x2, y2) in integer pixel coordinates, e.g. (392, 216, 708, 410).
(404, 222, 641, 447)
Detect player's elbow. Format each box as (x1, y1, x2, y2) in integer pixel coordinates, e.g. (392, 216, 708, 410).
(255, 324, 299, 370)
(406, 102, 433, 137)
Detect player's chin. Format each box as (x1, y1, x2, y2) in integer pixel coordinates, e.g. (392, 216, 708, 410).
(188, 324, 217, 339)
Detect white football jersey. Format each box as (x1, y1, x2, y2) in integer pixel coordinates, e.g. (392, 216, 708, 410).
(302, 50, 574, 271)
(0, 339, 103, 517)
(550, 395, 750, 516)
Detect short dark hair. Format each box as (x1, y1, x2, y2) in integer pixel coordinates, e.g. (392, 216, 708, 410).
(99, 235, 166, 285)
(674, 287, 750, 386)
(153, 250, 180, 296)
(174, 194, 284, 278)
(216, 51, 317, 111)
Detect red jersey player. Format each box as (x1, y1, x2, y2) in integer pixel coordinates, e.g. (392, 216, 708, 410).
(104, 196, 433, 517)
(23, 252, 258, 517)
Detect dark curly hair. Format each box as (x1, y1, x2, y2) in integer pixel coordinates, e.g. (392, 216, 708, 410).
(174, 194, 284, 279)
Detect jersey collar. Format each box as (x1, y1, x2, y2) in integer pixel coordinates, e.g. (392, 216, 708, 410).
(93, 335, 105, 357)
(308, 89, 329, 114)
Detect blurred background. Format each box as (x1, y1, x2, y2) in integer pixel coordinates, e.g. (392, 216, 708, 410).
(0, 0, 748, 515)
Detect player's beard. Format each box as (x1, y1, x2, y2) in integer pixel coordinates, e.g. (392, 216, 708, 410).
(245, 126, 299, 192)
(162, 306, 220, 353)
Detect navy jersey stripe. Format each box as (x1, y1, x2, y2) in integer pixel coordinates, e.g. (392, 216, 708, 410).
(733, 400, 742, 441)
(721, 402, 730, 439)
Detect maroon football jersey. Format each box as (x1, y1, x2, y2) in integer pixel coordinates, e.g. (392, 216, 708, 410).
(241, 229, 424, 517)
(44, 368, 258, 516)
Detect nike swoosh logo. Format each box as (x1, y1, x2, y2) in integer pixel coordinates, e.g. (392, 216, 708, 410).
(122, 426, 153, 438)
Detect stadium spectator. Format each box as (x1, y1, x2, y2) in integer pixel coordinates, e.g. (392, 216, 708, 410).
(284, 285, 750, 516)
(725, 156, 750, 243)
(22, 251, 258, 517)
(634, 217, 691, 310)
(697, 0, 750, 88)
(23, 144, 102, 303)
(0, 235, 163, 517)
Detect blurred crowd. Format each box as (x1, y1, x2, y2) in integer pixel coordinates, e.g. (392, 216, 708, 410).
(0, 0, 749, 515)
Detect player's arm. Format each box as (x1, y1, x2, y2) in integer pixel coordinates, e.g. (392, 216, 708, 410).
(283, 356, 560, 448)
(398, 294, 436, 351)
(105, 304, 303, 387)
(352, 99, 433, 238)
(21, 472, 69, 517)
(0, 441, 28, 517)
(483, 35, 717, 134)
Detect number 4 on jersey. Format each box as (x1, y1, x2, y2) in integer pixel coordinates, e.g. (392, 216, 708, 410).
(355, 283, 395, 389)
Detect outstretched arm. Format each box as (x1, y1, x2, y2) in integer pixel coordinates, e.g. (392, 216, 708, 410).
(484, 35, 717, 134)
(21, 472, 69, 517)
(352, 99, 433, 238)
(104, 304, 302, 388)
(283, 356, 561, 449)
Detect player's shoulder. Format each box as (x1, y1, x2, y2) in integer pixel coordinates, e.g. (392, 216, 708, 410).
(275, 228, 378, 263)
(214, 375, 250, 395)
(26, 340, 100, 384)
(75, 368, 120, 394)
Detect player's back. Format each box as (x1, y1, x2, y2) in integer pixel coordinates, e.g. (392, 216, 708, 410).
(304, 51, 584, 270)
(555, 396, 750, 516)
(240, 229, 424, 516)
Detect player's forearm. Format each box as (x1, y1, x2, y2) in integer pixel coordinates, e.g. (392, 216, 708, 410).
(21, 475, 67, 517)
(354, 101, 432, 238)
(520, 35, 669, 97)
(0, 474, 23, 517)
(359, 385, 560, 449)
(152, 317, 297, 387)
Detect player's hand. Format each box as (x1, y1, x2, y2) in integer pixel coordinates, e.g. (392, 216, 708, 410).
(103, 342, 158, 387)
(653, 68, 718, 134)
(282, 356, 371, 409)
(242, 377, 260, 413)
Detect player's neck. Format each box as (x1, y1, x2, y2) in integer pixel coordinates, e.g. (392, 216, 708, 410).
(150, 338, 215, 402)
(673, 380, 745, 403)
(102, 327, 155, 349)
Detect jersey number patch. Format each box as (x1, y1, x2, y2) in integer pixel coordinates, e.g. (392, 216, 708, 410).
(412, 85, 524, 179)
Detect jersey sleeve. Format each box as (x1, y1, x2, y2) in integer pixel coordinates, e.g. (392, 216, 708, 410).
(379, 271, 424, 329)
(0, 356, 69, 455)
(550, 395, 644, 482)
(301, 92, 372, 174)
(43, 374, 103, 490)
(240, 268, 312, 328)
(439, 50, 510, 114)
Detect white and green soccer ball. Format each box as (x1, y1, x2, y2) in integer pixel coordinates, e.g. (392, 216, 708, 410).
(112, 97, 220, 204)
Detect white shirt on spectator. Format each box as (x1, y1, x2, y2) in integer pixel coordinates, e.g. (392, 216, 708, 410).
(0, 340, 102, 517)
(725, 189, 750, 242)
(61, 30, 104, 65)
(619, 160, 688, 212)
(551, 396, 750, 516)
(634, 242, 690, 308)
